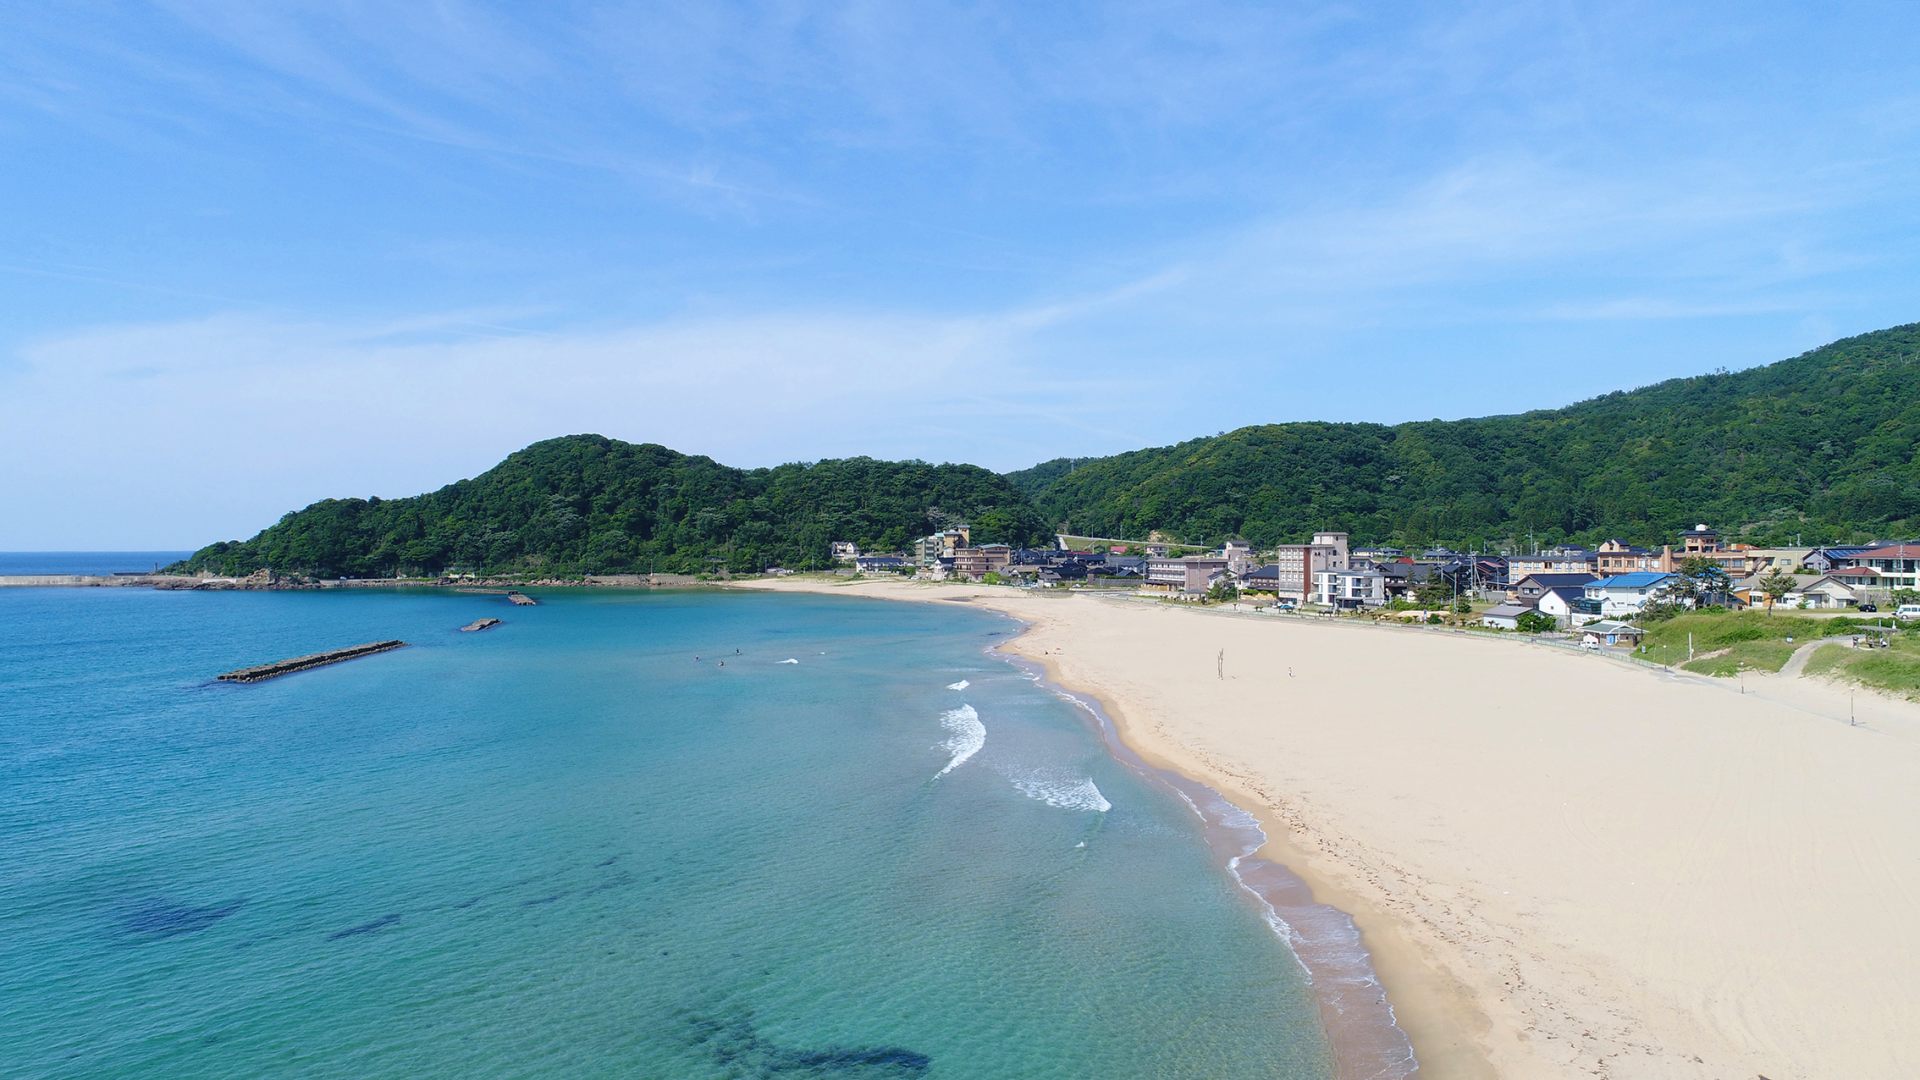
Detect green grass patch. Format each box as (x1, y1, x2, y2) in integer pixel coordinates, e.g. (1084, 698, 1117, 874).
(1679, 639, 1799, 675)
(1801, 638, 1920, 699)
(1802, 643, 1855, 678)
(1845, 650, 1920, 698)
(1641, 610, 1861, 671)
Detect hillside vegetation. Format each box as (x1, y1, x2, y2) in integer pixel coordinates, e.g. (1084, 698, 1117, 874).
(176, 323, 1920, 577)
(1010, 324, 1920, 548)
(175, 436, 1050, 578)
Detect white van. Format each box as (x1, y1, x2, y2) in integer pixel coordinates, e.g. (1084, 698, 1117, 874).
(1897, 603, 1920, 622)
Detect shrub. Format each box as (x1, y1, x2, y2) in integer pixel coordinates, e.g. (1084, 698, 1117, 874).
(1516, 610, 1557, 634)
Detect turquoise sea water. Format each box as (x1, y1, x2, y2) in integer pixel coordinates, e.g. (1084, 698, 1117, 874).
(2, 587, 1340, 1078)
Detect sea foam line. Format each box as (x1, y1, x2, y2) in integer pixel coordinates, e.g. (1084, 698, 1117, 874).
(997, 646, 1418, 1079)
(1003, 766, 1111, 813)
(946, 679, 969, 690)
(933, 705, 985, 779)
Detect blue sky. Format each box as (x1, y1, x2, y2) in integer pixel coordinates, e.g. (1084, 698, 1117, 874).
(5, 2, 1920, 547)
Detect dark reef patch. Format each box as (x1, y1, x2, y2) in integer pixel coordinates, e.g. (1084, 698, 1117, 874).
(119, 898, 244, 938)
(685, 1012, 930, 1077)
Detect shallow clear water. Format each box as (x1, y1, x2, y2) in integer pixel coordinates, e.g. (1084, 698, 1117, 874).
(0, 587, 1335, 1078)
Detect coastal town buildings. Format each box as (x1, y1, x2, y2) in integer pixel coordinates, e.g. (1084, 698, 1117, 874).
(1782, 574, 1869, 609)
(1375, 559, 1433, 601)
(1654, 524, 1758, 576)
(1534, 585, 1590, 627)
(1256, 531, 1350, 605)
(1804, 545, 1871, 574)
(1594, 540, 1659, 574)
(854, 555, 907, 574)
(1510, 572, 1596, 604)
(913, 527, 972, 567)
(1312, 567, 1386, 608)
(951, 544, 1011, 581)
(1146, 555, 1230, 594)
(1221, 540, 1256, 574)
(1836, 543, 1920, 591)
(1506, 551, 1598, 579)
(1580, 621, 1647, 647)
(1582, 572, 1679, 618)
(1480, 602, 1533, 630)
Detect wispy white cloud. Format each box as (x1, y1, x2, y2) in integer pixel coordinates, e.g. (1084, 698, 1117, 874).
(0, 273, 1188, 543)
(5, 1, 1920, 548)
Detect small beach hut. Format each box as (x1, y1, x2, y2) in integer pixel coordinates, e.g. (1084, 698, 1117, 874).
(1579, 620, 1645, 648)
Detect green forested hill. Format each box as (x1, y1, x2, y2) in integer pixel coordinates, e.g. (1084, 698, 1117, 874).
(175, 435, 1051, 577)
(178, 324, 1920, 577)
(1008, 324, 1920, 549)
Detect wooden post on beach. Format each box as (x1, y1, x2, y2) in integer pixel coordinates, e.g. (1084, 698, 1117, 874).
(1216, 648, 1224, 680)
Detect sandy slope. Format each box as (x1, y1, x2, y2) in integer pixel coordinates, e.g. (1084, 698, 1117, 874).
(736, 577, 1920, 1080)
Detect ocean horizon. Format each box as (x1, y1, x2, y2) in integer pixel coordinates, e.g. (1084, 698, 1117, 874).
(2, 583, 1348, 1077)
(0, 551, 194, 576)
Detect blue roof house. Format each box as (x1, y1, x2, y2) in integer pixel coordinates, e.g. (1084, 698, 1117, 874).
(1584, 572, 1679, 618)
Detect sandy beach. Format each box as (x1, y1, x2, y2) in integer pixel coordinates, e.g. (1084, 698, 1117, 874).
(737, 576, 1920, 1080)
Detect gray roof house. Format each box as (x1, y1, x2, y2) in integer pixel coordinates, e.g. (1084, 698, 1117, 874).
(1480, 602, 1536, 630)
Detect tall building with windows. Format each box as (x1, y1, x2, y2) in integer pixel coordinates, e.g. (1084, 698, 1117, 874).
(1260, 531, 1350, 605)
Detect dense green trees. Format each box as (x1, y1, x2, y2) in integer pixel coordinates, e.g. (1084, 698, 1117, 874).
(1516, 610, 1558, 634)
(172, 436, 1050, 578)
(174, 323, 1920, 579)
(1010, 324, 1920, 550)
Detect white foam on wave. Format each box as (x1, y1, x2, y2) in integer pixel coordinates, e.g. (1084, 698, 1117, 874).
(1003, 766, 1112, 813)
(932, 705, 985, 779)
(946, 679, 970, 690)
(778, 658, 799, 664)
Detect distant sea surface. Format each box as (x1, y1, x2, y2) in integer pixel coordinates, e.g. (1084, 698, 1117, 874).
(0, 586, 1336, 1078)
(0, 551, 193, 575)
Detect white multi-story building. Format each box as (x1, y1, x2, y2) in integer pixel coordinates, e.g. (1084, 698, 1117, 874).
(1312, 567, 1385, 608)
(1261, 531, 1350, 605)
(1839, 544, 1920, 591)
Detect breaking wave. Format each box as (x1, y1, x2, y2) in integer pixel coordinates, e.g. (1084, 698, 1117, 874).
(932, 705, 984, 779)
(1004, 767, 1111, 813)
(778, 658, 799, 664)
(946, 679, 969, 690)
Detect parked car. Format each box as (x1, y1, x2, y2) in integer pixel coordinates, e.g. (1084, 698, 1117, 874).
(1858, 602, 1877, 612)
(1897, 603, 1920, 622)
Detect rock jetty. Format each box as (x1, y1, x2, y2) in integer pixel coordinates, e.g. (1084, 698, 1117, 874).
(460, 618, 502, 632)
(216, 641, 408, 683)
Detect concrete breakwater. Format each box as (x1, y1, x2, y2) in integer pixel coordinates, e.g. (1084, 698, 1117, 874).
(217, 641, 408, 683)
(506, 592, 538, 606)
(460, 618, 502, 632)
(0, 574, 156, 587)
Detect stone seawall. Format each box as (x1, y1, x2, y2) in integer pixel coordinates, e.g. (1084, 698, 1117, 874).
(216, 641, 409, 683)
